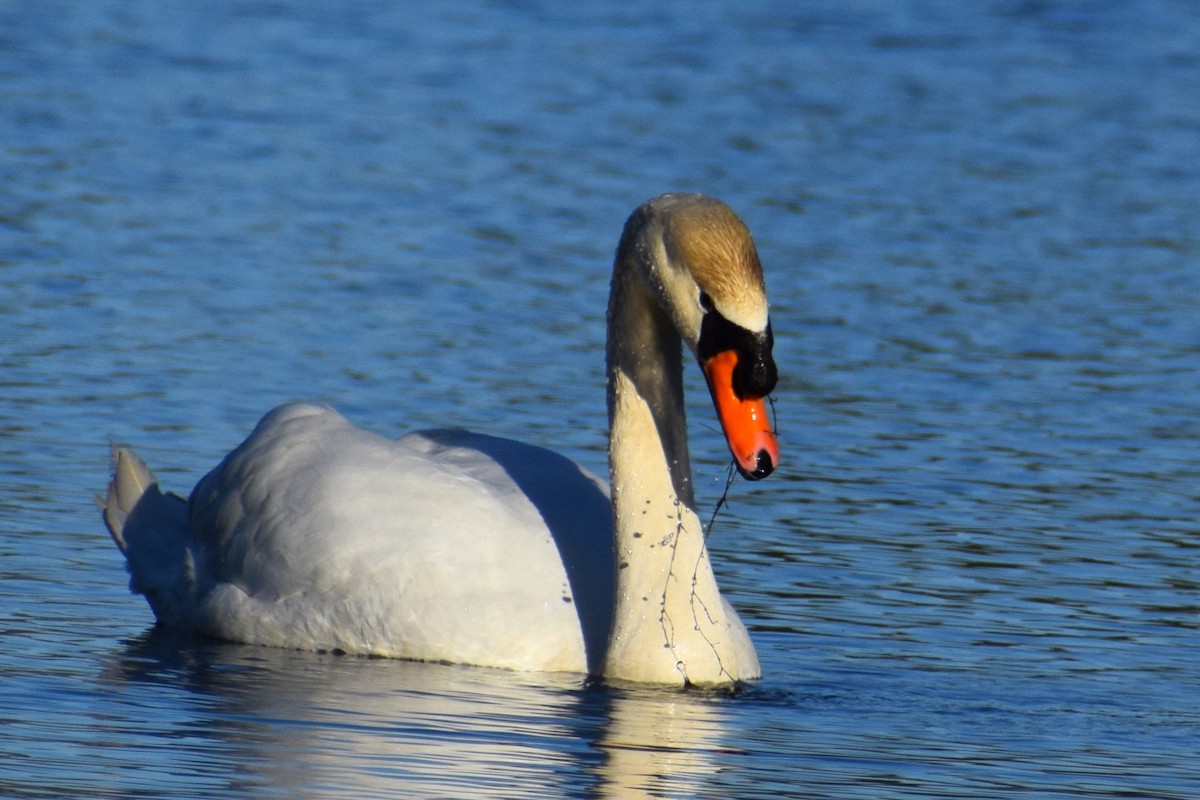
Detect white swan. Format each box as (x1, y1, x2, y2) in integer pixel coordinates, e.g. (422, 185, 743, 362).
(102, 193, 779, 686)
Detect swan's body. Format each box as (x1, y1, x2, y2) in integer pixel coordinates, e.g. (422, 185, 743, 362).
(103, 193, 779, 686)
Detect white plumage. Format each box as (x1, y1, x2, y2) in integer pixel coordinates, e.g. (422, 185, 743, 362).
(103, 194, 779, 686)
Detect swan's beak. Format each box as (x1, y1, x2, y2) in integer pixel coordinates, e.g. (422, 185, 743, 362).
(702, 349, 779, 480)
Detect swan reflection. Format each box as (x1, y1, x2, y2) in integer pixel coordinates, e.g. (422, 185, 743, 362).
(101, 632, 736, 799)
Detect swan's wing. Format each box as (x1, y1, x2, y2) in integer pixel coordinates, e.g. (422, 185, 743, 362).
(184, 403, 611, 670)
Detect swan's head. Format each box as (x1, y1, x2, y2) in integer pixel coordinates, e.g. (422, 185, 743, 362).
(641, 194, 780, 480)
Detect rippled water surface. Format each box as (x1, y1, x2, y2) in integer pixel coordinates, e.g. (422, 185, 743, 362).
(2, 1, 1198, 797)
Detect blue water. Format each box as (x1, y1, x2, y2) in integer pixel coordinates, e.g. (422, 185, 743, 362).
(2, 1, 1198, 797)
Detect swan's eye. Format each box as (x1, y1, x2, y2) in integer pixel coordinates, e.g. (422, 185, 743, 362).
(698, 291, 715, 313)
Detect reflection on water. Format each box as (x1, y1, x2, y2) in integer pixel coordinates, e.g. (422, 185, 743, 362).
(98, 633, 732, 800)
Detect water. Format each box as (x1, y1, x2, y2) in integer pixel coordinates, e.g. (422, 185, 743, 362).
(2, 1, 1198, 797)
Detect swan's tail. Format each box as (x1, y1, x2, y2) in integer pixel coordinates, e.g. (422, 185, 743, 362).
(100, 447, 193, 626)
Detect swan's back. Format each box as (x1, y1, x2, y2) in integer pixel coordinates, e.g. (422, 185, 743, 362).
(105, 403, 614, 672)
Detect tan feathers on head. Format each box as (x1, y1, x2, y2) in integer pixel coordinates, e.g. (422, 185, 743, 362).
(660, 196, 768, 331)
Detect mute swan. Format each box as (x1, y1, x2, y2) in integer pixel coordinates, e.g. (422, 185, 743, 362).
(102, 193, 779, 686)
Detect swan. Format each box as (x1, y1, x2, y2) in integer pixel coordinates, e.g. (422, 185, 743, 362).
(101, 193, 780, 686)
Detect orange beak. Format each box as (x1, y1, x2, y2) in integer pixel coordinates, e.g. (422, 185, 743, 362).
(702, 349, 779, 480)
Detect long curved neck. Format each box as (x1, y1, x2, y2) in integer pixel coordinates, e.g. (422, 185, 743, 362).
(600, 242, 759, 686)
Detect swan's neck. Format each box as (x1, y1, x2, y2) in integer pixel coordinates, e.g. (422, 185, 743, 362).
(601, 258, 759, 686)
